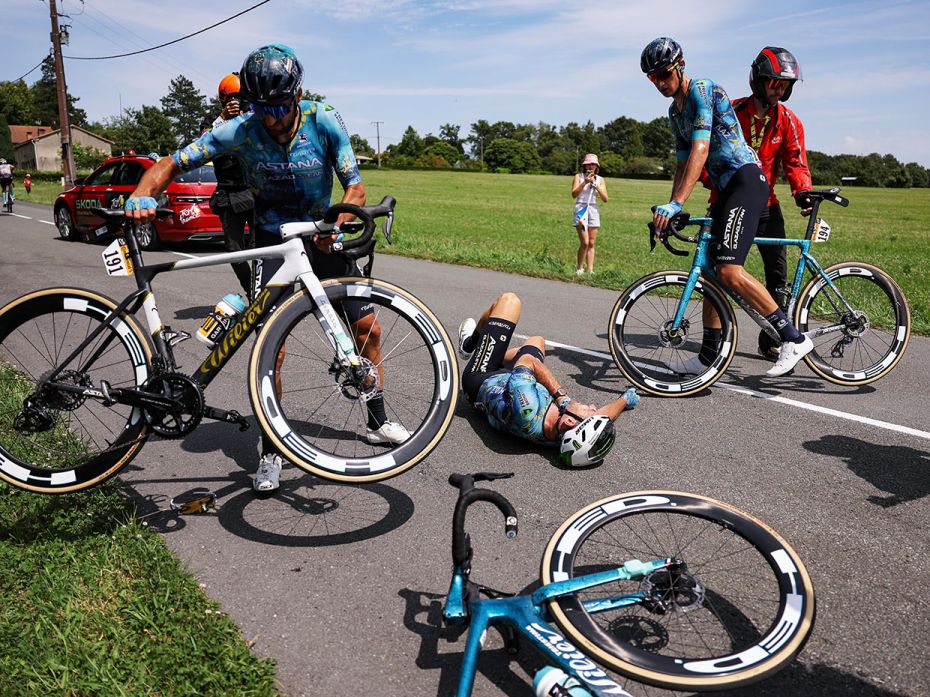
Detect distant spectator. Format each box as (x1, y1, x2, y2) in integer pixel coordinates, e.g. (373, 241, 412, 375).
(23, 174, 32, 195)
(571, 153, 608, 275)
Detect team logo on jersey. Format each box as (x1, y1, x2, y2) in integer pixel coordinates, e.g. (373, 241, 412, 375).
(771, 136, 782, 144)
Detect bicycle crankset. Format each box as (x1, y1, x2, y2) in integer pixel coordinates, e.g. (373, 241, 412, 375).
(329, 357, 381, 402)
(142, 372, 204, 438)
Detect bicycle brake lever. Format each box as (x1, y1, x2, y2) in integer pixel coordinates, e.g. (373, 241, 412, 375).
(473, 472, 514, 482)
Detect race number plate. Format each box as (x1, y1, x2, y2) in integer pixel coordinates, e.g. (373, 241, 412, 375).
(813, 218, 832, 243)
(101, 237, 134, 276)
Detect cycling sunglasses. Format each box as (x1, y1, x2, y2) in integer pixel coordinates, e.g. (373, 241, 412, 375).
(647, 65, 678, 83)
(251, 99, 294, 120)
(767, 78, 790, 91)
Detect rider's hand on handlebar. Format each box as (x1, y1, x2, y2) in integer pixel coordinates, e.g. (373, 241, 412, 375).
(653, 200, 682, 232)
(124, 195, 158, 222)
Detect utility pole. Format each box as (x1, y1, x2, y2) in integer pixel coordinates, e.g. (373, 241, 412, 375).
(371, 121, 383, 167)
(48, 0, 75, 185)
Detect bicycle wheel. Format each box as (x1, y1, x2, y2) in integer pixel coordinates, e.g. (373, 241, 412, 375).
(541, 491, 816, 691)
(608, 272, 737, 397)
(0, 288, 153, 493)
(249, 277, 458, 483)
(795, 262, 910, 386)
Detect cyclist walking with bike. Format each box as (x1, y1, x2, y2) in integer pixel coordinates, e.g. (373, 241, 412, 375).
(125, 44, 409, 493)
(642, 37, 812, 378)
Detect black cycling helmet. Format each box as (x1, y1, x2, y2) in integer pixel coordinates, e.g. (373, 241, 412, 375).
(641, 37, 683, 74)
(239, 44, 304, 106)
(750, 47, 801, 104)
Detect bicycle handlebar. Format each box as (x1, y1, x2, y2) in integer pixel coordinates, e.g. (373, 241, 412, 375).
(321, 196, 396, 259)
(648, 186, 850, 255)
(90, 207, 176, 221)
(449, 472, 518, 569)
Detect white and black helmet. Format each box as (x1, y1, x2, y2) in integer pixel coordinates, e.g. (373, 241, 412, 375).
(559, 415, 616, 468)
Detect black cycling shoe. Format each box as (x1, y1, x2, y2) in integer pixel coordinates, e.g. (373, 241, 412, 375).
(758, 330, 782, 361)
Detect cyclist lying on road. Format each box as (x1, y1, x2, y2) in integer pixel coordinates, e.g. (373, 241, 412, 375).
(458, 292, 638, 467)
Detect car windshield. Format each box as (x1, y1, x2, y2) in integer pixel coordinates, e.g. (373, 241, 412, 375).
(174, 165, 217, 184)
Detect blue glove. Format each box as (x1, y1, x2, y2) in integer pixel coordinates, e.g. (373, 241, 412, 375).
(124, 196, 157, 212)
(622, 387, 640, 411)
(655, 200, 682, 219)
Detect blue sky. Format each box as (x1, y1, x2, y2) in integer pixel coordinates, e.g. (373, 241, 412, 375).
(5, 0, 930, 166)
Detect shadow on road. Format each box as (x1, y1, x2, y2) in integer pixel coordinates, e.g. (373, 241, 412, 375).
(803, 434, 930, 507)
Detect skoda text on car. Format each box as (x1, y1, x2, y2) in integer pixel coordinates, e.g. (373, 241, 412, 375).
(54, 154, 224, 250)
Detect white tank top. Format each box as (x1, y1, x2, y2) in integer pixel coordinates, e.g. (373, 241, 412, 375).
(0, 164, 12, 178)
(575, 175, 601, 205)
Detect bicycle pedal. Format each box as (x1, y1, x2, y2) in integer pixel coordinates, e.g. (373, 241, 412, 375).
(203, 405, 250, 431)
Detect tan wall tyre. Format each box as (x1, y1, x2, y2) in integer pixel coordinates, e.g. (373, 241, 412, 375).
(795, 262, 910, 386)
(608, 272, 737, 397)
(0, 288, 153, 493)
(540, 491, 816, 691)
(249, 278, 458, 483)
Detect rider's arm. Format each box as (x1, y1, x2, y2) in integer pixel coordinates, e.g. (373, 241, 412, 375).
(125, 157, 182, 222)
(670, 139, 709, 206)
(780, 107, 813, 213)
(514, 353, 563, 399)
(594, 391, 636, 421)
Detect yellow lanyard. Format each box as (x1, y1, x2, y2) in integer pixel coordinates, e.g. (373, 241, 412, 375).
(750, 112, 771, 151)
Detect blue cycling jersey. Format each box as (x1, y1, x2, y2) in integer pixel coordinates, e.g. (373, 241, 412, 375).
(669, 79, 759, 191)
(475, 366, 555, 445)
(173, 101, 361, 234)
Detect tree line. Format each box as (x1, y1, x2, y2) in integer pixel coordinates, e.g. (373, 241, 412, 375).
(1, 63, 928, 187)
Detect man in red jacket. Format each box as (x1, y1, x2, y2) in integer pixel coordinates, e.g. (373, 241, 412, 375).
(736, 47, 814, 358)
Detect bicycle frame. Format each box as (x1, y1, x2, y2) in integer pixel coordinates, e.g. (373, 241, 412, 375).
(668, 201, 855, 342)
(40, 219, 364, 415)
(445, 558, 672, 697)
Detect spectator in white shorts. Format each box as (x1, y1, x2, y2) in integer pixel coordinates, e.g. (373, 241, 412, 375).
(571, 153, 608, 274)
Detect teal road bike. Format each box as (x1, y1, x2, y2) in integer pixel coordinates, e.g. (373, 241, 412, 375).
(443, 473, 815, 695)
(608, 188, 910, 397)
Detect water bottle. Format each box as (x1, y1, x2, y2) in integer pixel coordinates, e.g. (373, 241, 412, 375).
(196, 293, 247, 347)
(533, 666, 593, 696)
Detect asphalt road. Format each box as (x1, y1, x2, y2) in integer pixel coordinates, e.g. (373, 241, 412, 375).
(1, 202, 928, 697)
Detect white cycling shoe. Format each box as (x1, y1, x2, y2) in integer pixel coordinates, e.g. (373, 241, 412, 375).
(253, 453, 284, 493)
(766, 335, 813, 377)
(666, 354, 710, 375)
(366, 421, 411, 445)
(457, 318, 477, 360)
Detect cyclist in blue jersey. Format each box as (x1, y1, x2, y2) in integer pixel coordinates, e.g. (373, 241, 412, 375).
(125, 44, 408, 493)
(641, 37, 812, 378)
(458, 292, 638, 468)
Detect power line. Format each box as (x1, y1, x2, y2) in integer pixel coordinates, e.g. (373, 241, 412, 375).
(13, 54, 50, 82)
(63, 0, 271, 60)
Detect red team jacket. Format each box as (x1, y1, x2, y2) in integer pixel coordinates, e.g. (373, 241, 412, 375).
(703, 97, 812, 207)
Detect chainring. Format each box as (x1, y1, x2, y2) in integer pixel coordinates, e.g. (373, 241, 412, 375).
(142, 372, 204, 438)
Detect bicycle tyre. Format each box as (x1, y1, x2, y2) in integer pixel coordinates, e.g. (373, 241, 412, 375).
(249, 277, 458, 483)
(608, 271, 737, 397)
(0, 288, 153, 493)
(541, 491, 815, 691)
(795, 262, 910, 386)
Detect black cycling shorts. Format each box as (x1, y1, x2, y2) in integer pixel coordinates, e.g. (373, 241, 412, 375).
(252, 229, 373, 325)
(462, 317, 517, 402)
(709, 163, 769, 266)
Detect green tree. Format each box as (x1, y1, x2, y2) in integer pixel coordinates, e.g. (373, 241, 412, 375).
(69, 141, 110, 171)
(484, 138, 541, 173)
(597, 151, 624, 177)
(421, 141, 461, 167)
(101, 106, 176, 155)
(350, 134, 374, 157)
(302, 90, 327, 103)
(438, 123, 464, 153)
(0, 80, 36, 125)
(0, 114, 14, 162)
(641, 117, 674, 159)
(160, 75, 210, 146)
(598, 116, 643, 159)
(560, 121, 599, 169)
(31, 56, 87, 127)
(467, 119, 494, 160)
(393, 125, 424, 159)
(905, 162, 929, 188)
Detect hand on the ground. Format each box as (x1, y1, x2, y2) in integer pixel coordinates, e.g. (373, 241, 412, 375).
(622, 387, 640, 411)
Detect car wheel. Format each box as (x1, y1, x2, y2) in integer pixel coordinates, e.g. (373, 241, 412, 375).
(55, 206, 79, 241)
(134, 221, 162, 251)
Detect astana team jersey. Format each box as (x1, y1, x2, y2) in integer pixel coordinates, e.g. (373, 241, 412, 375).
(668, 79, 759, 191)
(173, 100, 361, 234)
(475, 366, 555, 445)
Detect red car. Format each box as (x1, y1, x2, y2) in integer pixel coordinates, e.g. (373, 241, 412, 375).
(54, 154, 224, 249)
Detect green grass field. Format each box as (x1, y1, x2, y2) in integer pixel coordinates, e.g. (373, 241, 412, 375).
(20, 170, 929, 332)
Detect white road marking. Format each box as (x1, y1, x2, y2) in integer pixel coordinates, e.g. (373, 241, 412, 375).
(11, 213, 31, 220)
(39, 219, 55, 225)
(530, 336, 930, 442)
